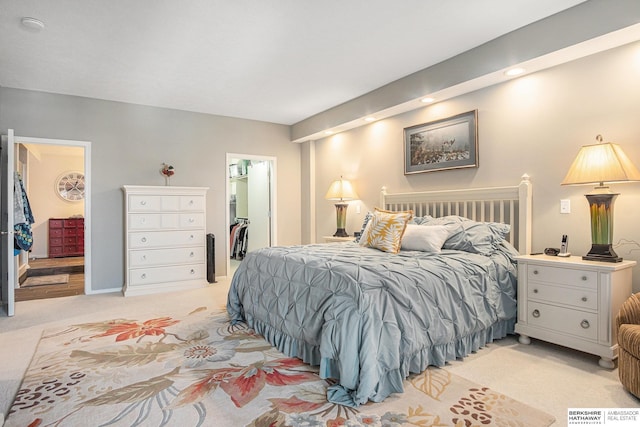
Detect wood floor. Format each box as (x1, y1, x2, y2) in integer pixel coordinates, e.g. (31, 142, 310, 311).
(15, 257, 85, 302)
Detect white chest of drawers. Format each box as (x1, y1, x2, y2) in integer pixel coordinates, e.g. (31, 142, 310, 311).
(122, 185, 209, 297)
(515, 254, 635, 368)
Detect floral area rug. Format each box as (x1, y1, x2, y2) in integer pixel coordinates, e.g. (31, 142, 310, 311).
(6, 306, 555, 427)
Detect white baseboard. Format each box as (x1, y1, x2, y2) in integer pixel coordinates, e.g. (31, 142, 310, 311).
(86, 287, 122, 295)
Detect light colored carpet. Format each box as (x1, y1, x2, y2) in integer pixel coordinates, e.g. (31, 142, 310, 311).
(0, 276, 638, 426)
(3, 307, 554, 426)
(21, 274, 69, 287)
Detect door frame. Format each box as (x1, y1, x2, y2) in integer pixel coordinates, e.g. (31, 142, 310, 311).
(1, 130, 16, 315)
(12, 134, 92, 295)
(225, 153, 277, 278)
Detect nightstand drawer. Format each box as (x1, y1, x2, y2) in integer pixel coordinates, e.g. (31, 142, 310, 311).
(528, 264, 597, 289)
(526, 301, 598, 341)
(528, 282, 598, 310)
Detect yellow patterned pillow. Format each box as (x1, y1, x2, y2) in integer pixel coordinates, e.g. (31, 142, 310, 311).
(359, 208, 414, 254)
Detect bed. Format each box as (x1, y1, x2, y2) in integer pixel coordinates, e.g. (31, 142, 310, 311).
(227, 175, 532, 407)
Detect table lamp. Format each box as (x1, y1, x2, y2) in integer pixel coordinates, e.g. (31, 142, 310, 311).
(561, 135, 640, 262)
(325, 177, 358, 237)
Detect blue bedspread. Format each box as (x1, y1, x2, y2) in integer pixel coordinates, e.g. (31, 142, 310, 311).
(227, 241, 518, 407)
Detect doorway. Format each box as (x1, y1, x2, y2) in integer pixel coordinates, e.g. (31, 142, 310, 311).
(17, 143, 86, 300)
(1, 132, 92, 314)
(226, 154, 277, 278)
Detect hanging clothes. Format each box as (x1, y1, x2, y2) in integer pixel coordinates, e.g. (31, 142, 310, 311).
(230, 218, 249, 260)
(14, 172, 35, 253)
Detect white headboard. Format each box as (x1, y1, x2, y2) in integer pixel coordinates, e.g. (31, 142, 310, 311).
(380, 174, 532, 254)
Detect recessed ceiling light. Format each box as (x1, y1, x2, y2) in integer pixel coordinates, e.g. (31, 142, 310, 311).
(364, 117, 376, 122)
(21, 17, 45, 32)
(421, 97, 435, 103)
(504, 67, 525, 77)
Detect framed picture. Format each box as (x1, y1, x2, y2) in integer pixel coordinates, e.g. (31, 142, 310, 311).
(404, 110, 478, 174)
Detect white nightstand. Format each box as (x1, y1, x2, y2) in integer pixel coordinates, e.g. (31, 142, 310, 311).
(323, 235, 355, 243)
(515, 254, 635, 368)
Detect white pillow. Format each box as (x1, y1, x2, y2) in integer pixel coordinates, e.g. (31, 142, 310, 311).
(401, 224, 451, 252)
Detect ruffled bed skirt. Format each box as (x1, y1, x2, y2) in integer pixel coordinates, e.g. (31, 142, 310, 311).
(234, 313, 516, 406)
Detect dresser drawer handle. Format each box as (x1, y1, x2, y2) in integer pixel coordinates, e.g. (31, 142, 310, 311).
(141, 273, 147, 279)
(189, 218, 195, 223)
(142, 255, 147, 261)
(190, 269, 195, 275)
(141, 237, 147, 243)
(533, 270, 539, 275)
(189, 200, 194, 205)
(532, 309, 540, 318)
(581, 320, 590, 329)
(189, 234, 194, 240)
(140, 200, 146, 206)
(533, 288, 538, 294)
(190, 251, 195, 257)
(581, 296, 588, 302)
(581, 276, 587, 281)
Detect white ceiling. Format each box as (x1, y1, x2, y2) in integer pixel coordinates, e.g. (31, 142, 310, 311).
(0, 0, 587, 125)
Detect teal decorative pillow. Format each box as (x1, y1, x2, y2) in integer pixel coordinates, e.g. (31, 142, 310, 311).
(354, 211, 373, 243)
(423, 216, 510, 256)
(410, 215, 434, 225)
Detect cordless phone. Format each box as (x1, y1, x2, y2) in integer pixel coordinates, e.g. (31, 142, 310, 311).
(558, 234, 571, 257)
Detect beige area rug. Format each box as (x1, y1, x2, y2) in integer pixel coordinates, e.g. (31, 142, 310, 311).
(21, 274, 69, 287)
(5, 307, 555, 427)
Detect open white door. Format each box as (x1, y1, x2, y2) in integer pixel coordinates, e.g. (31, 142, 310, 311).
(247, 160, 272, 251)
(1, 129, 16, 316)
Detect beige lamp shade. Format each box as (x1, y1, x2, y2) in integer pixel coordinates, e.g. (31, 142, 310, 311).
(561, 140, 640, 187)
(561, 136, 640, 263)
(325, 178, 359, 201)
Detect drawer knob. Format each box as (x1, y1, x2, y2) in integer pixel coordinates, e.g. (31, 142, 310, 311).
(189, 218, 195, 223)
(532, 309, 540, 318)
(141, 201, 146, 206)
(141, 273, 146, 279)
(189, 200, 194, 205)
(533, 270, 539, 275)
(190, 234, 194, 240)
(190, 252, 194, 257)
(141, 237, 147, 243)
(190, 269, 195, 274)
(581, 320, 590, 329)
(581, 276, 587, 281)
(533, 288, 539, 294)
(581, 296, 588, 302)
(142, 255, 147, 260)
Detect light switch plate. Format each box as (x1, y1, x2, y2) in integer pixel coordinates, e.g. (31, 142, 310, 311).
(560, 199, 571, 214)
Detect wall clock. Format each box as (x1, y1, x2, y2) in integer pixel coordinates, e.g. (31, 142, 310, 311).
(56, 171, 85, 202)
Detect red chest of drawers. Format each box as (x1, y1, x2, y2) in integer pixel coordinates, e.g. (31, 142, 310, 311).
(48, 218, 84, 258)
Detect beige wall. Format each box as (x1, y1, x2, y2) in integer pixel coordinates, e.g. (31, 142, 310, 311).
(311, 41, 640, 291)
(1, 89, 301, 292)
(25, 147, 84, 258)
